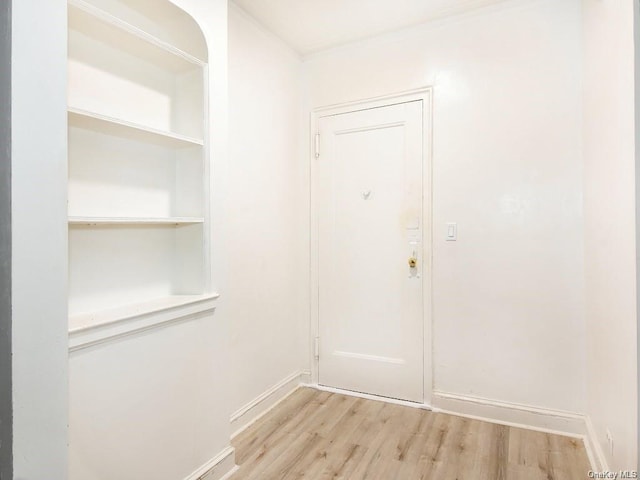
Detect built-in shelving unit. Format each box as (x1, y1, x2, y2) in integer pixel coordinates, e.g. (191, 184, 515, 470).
(67, 0, 210, 330)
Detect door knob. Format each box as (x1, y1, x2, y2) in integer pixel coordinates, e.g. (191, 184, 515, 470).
(408, 256, 417, 268)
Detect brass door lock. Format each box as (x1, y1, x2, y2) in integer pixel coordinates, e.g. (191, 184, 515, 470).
(408, 256, 417, 268)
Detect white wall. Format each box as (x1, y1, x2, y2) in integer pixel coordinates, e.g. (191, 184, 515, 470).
(303, 0, 587, 413)
(68, 1, 235, 478)
(69, 312, 231, 480)
(227, 5, 306, 417)
(636, 0, 640, 470)
(11, 0, 69, 478)
(191, 0, 235, 461)
(583, 0, 638, 470)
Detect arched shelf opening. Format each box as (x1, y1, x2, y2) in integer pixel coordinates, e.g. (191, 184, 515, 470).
(66, 0, 212, 329)
(76, 0, 208, 62)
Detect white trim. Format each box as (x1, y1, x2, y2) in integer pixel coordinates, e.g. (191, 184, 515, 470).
(309, 87, 434, 405)
(300, 369, 312, 384)
(202, 62, 213, 294)
(312, 384, 432, 410)
(314, 87, 433, 115)
(69, 295, 219, 352)
(432, 390, 586, 437)
(333, 121, 406, 136)
(230, 371, 308, 438)
(216, 466, 240, 480)
(584, 415, 609, 471)
(183, 446, 238, 480)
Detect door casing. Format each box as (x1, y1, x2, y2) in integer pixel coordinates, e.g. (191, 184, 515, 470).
(309, 87, 434, 407)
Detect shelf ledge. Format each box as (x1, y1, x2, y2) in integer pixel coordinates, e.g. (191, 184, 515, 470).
(68, 107, 204, 148)
(69, 293, 220, 352)
(68, 216, 204, 226)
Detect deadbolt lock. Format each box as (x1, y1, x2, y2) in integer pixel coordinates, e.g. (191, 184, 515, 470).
(408, 257, 417, 268)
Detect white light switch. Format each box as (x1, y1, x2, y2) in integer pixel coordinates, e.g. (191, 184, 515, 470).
(446, 223, 457, 241)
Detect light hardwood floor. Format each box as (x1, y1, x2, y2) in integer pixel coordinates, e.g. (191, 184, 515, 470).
(231, 387, 592, 480)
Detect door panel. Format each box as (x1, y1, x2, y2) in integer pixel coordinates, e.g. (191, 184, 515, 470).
(318, 101, 424, 403)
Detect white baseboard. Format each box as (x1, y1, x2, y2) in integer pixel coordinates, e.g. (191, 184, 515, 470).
(432, 390, 587, 438)
(183, 446, 238, 480)
(432, 390, 602, 470)
(584, 415, 609, 472)
(300, 369, 312, 384)
(230, 370, 308, 438)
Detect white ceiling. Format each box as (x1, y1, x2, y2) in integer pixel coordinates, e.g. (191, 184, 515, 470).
(232, 0, 510, 55)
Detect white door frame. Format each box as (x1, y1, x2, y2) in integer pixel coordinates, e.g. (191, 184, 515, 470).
(309, 87, 434, 407)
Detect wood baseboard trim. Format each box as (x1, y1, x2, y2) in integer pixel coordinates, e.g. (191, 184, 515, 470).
(230, 370, 307, 438)
(183, 446, 237, 480)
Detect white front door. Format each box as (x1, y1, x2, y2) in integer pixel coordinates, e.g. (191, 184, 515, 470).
(317, 100, 425, 403)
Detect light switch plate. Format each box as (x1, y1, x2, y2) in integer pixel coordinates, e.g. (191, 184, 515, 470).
(446, 223, 457, 241)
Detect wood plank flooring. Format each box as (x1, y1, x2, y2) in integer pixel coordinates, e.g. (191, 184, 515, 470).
(231, 387, 592, 480)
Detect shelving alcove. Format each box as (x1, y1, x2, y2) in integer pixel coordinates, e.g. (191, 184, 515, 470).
(66, 0, 216, 343)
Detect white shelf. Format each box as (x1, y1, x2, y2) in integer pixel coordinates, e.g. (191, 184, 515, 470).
(69, 216, 204, 226)
(70, 293, 218, 331)
(68, 0, 205, 73)
(69, 293, 220, 346)
(68, 108, 204, 148)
